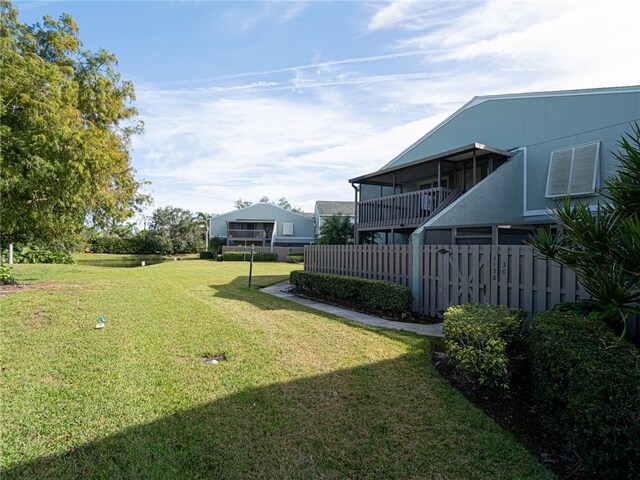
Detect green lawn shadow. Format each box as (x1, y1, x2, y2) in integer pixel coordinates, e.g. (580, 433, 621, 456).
(3, 353, 550, 480)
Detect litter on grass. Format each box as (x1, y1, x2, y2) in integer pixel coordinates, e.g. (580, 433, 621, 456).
(201, 354, 227, 365)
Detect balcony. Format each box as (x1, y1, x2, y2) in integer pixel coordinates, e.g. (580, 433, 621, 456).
(356, 187, 459, 231)
(228, 229, 266, 240)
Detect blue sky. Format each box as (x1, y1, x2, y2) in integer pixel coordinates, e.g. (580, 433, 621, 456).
(15, 0, 640, 216)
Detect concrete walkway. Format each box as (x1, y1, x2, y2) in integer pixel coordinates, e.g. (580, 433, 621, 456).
(261, 281, 443, 338)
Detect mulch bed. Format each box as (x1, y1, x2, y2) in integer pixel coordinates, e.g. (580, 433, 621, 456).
(288, 287, 441, 324)
(430, 339, 590, 479)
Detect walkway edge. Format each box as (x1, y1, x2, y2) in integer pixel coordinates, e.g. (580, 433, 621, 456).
(260, 281, 443, 338)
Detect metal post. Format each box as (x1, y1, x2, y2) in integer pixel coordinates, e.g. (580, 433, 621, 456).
(8, 243, 13, 264)
(353, 183, 360, 245)
(472, 149, 477, 187)
(248, 245, 255, 288)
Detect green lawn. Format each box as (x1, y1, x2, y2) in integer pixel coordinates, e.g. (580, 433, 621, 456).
(0, 259, 554, 479)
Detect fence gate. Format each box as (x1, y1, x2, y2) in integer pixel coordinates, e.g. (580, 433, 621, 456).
(419, 245, 589, 317)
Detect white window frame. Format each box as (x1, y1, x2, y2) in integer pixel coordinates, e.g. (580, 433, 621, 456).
(545, 142, 600, 198)
(282, 222, 294, 236)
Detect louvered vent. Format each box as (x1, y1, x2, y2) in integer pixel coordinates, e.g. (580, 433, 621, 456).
(283, 222, 294, 235)
(545, 142, 599, 198)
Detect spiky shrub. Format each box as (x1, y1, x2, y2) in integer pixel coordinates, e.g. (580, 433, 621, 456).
(443, 304, 526, 390)
(529, 124, 640, 338)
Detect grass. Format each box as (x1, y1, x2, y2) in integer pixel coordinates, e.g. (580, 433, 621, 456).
(1, 258, 554, 479)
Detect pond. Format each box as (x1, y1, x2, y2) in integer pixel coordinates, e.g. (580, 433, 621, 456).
(75, 258, 170, 268)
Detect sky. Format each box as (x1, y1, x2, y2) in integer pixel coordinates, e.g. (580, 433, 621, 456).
(14, 0, 640, 216)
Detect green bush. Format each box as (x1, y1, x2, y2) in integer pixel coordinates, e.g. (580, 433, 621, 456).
(3, 244, 74, 264)
(222, 251, 278, 262)
(0, 264, 16, 285)
(199, 251, 214, 259)
(528, 311, 640, 478)
(289, 271, 412, 313)
(215, 254, 223, 262)
(285, 254, 304, 264)
(90, 235, 200, 256)
(443, 304, 526, 389)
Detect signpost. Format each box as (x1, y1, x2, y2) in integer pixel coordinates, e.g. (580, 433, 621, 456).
(248, 245, 255, 288)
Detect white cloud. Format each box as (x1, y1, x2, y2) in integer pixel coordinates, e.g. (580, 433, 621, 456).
(131, 0, 640, 215)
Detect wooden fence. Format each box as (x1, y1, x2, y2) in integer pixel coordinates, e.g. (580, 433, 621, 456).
(303, 244, 639, 336)
(305, 245, 413, 288)
(222, 246, 305, 262)
(416, 245, 589, 316)
(304, 244, 589, 315)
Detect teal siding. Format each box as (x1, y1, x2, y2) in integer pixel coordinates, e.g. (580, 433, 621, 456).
(210, 203, 315, 245)
(377, 88, 640, 227)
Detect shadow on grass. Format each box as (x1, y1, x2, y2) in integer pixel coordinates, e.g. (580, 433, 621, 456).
(207, 276, 424, 343)
(3, 351, 549, 480)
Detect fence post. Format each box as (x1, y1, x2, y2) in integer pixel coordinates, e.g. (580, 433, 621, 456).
(410, 228, 424, 311)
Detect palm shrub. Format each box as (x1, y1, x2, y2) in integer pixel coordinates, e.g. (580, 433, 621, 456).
(529, 124, 640, 338)
(315, 214, 353, 245)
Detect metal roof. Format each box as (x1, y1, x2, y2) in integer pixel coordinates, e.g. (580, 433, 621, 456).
(349, 143, 511, 185)
(315, 201, 355, 216)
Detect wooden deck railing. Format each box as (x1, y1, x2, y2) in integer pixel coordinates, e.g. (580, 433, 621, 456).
(228, 229, 266, 240)
(356, 187, 452, 230)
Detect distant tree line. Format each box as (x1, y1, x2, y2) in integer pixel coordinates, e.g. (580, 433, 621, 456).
(234, 196, 304, 213)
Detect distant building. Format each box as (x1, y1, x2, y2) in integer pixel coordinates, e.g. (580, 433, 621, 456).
(314, 201, 356, 237)
(210, 203, 315, 247)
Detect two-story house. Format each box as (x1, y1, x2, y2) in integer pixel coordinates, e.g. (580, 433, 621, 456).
(210, 202, 315, 247)
(349, 86, 640, 245)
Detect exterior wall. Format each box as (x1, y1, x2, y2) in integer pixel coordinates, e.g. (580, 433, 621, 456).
(356, 88, 640, 244)
(387, 89, 639, 169)
(210, 203, 315, 245)
(426, 151, 524, 228)
(385, 89, 639, 217)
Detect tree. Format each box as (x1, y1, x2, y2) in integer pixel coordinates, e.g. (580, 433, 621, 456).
(148, 206, 200, 254)
(315, 214, 353, 245)
(529, 124, 640, 338)
(192, 212, 212, 251)
(277, 196, 303, 213)
(0, 1, 146, 245)
(234, 196, 303, 212)
(209, 235, 225, 255)
(234, 198, 253, 209)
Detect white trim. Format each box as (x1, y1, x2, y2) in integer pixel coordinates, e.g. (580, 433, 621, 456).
(544, 141, 600, 198)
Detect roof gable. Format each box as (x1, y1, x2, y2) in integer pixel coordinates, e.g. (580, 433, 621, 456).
(382, 85, 640, 170)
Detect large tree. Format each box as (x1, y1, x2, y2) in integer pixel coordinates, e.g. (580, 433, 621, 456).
(0, 1, 146, 245)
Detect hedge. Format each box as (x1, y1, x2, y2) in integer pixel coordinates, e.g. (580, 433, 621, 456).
(199, 251, 214, 259)
(2, 244, 74, 264)
(90, 237, 200, 255)
(289, 271, 412, 313)
(443, 304, 526, 389)
(91, 237, 159, 255)
(285, 254, 304, 264)
(528, 311, 640, 478)
(222, 251, 278, 262)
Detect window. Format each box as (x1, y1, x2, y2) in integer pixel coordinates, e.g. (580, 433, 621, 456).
(282, 223, 294, 235)
(545, 142, 599, 198)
